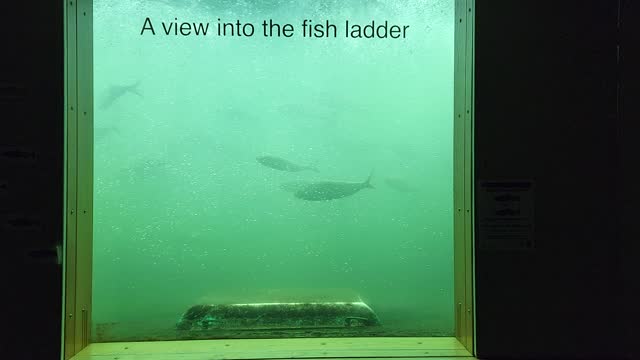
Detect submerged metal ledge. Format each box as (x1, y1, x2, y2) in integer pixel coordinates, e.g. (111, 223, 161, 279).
(70, 337, 474, 360)
(177, 301, 381, 331)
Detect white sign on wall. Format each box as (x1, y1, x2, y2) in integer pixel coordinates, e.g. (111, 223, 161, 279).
(477, 180, 535, 250)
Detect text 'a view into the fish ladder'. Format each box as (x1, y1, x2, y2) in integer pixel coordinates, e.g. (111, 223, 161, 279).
(140, 18, 410, 39)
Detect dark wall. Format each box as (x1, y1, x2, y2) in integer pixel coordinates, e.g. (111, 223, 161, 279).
(619, 0, 640, 357)
(475, 1, 636, 359)
(0, 2, 64, 359)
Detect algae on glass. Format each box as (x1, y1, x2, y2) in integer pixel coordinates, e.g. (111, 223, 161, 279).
(92, 0, 455, 342)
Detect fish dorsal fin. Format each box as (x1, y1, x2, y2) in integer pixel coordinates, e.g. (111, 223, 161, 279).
(128, 80, 143, 97)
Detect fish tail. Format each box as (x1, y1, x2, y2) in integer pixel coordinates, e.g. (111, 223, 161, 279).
(364, 169, 375, 188)
(308, 160, 320, 172)
(129, 80, 143, 97)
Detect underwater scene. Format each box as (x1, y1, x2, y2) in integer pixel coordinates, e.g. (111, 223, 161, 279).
(92, 0, 455, 341)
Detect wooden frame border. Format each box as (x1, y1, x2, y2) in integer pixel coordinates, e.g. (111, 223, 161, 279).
(454, 0, 475, 354)
(64, 0, 93, 358)
(63, 0, 475, 358)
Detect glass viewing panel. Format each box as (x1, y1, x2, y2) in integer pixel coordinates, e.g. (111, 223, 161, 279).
(92, 0, 455, 342)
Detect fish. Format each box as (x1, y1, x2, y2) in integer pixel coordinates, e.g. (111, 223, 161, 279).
(256, 155, 318, 172)
(279, 180, 314, 193)
(384, 177, 417, 193)
(294, 170, 374, 201)
(100, 80, 142, 109)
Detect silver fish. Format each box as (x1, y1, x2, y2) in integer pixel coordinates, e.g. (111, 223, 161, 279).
(257, 155, 318, 172)
(100, 80, 142, 109)
(279, 180, 314, 193)
(294, 171, 374, 201)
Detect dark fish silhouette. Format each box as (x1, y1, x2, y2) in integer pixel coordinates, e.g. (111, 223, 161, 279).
(257, 155, 318, 172)
(294, 170, 374, 201)
(384, 177, 417, 193)
(100, 80, 142, 109)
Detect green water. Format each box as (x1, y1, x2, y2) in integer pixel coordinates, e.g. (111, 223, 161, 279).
(92, 0, 454, 341)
